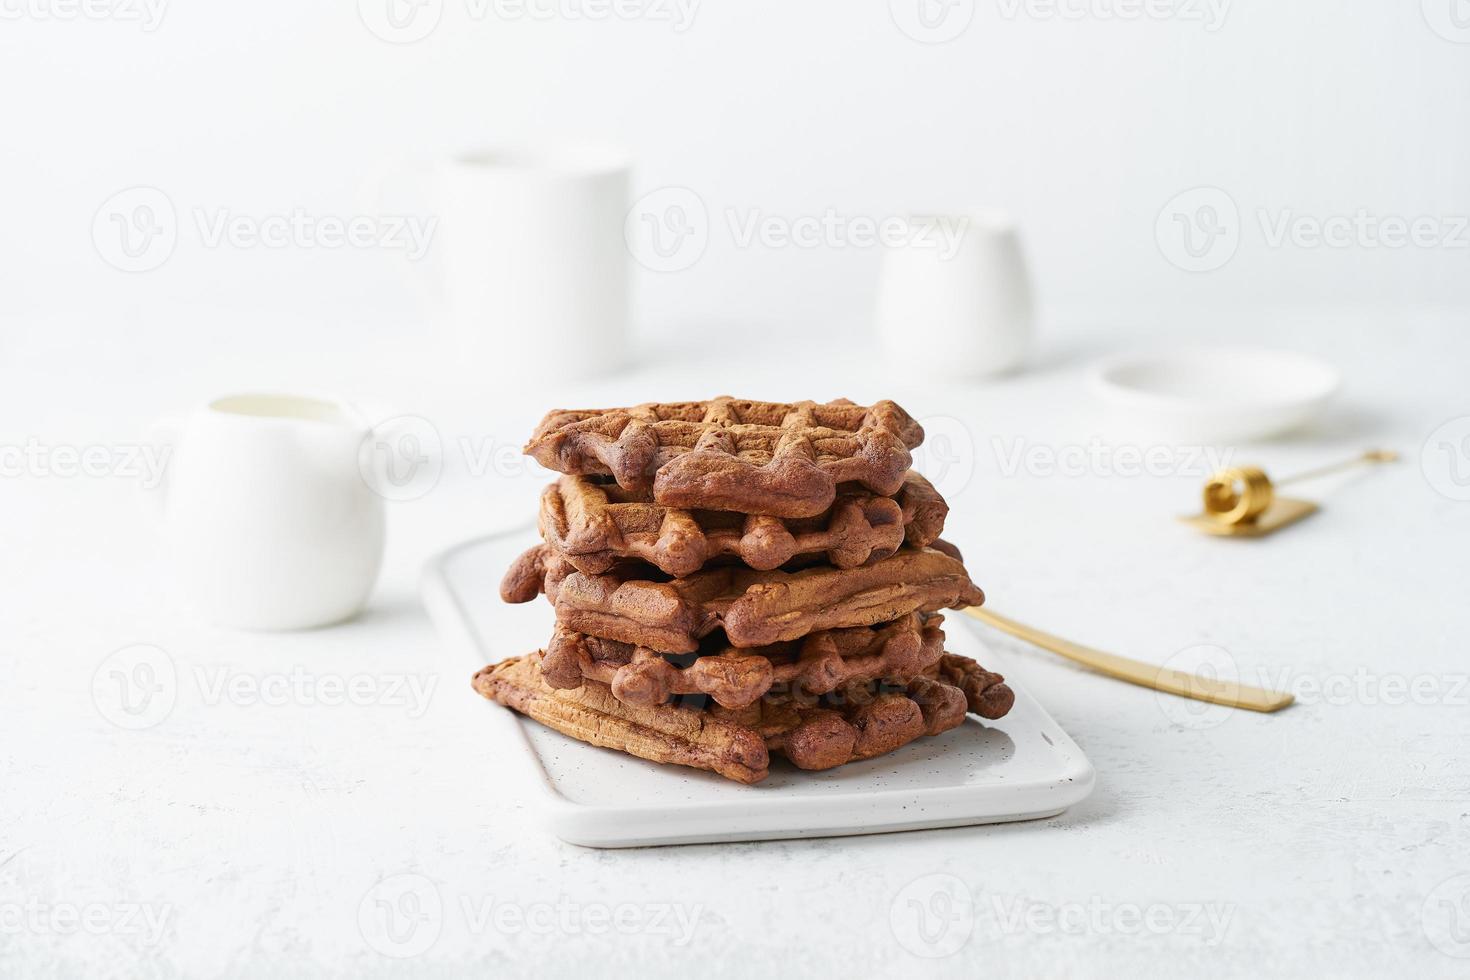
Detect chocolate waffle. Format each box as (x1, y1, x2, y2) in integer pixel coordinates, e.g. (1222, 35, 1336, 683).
(539, 470, 948, 578)
(542, 612, 947, 710)
(524, 397, 925, 518)
(502, 544, 985, 654)
(473, 650, 1006, 784)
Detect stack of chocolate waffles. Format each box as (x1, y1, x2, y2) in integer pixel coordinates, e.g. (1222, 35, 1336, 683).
(474, 397, 1014, 784)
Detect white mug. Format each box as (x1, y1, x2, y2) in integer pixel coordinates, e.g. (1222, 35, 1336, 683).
(154, 394, 385, 630)
(440, 146, 630, 380)
(874, 211, 1036, 378)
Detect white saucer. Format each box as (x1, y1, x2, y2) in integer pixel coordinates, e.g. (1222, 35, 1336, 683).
(421, 527, 1095, 848)
(1088, 346, 1340, 444)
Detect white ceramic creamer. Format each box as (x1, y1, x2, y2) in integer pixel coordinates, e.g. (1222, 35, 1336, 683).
(156, 394, 385, 630)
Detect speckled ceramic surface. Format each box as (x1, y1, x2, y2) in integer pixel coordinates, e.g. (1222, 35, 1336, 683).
(423, 528, 1095, 848)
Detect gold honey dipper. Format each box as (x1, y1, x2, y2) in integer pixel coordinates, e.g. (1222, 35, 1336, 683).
(1182, 448, 1398, 537)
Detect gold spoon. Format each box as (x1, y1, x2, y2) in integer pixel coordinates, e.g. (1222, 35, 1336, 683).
(963, 607, 1294, 713)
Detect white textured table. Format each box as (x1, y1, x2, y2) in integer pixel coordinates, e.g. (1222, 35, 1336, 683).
(3, 308, 1468, 978)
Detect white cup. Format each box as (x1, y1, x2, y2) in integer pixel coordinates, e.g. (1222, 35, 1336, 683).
(153, 394, 386, 630)
(874, 211, 1036, 378)
(440, 146, 630, 380)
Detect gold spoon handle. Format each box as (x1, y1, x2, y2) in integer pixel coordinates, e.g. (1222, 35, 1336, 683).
(962, 607, 1295, 713)
(1275, 448, 1398, 487)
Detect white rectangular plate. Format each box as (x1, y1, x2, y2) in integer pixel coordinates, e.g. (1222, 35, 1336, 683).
(422, 528, 1095, 848)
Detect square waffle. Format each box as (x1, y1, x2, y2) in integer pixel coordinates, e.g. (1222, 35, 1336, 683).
(539, 470, 949, 578)
(473, 650, 1011, 784)
(501, 543, 985, 654)
(541, 612, 948, 710)
(524, 396, 925, 518)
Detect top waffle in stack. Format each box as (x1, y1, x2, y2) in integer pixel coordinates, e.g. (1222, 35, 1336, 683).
(523, 396, 926, 518)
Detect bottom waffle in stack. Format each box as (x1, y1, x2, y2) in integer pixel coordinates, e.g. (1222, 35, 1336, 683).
(474, 632, 1012, 785)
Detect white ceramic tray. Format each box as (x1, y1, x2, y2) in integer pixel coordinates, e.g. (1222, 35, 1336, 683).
(422, 528, 1095, 848)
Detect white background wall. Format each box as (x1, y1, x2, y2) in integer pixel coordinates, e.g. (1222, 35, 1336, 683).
(2, 1, 1468, 344)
